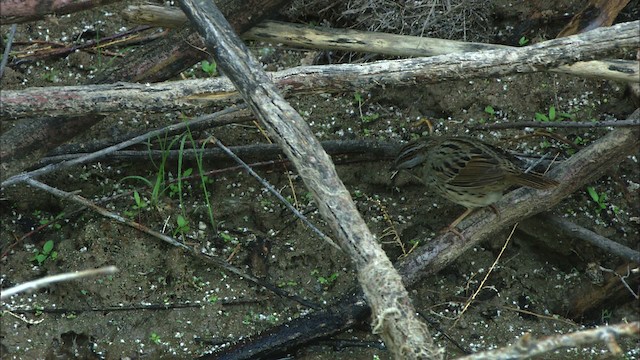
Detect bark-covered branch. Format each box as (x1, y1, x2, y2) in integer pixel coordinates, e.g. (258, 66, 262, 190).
(0, 0, 123, 24)
(398, 114, 640, 286)
(2, 20, 637, 120)
(123, 5, 639, 83)
(196, 112, 640, 359)
(176, 0, 437, 357)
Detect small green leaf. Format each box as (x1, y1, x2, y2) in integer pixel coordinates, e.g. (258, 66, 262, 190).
(361, 113, 380, 123)
(182, 168, 193, 178)
(43, 240, 54, 254)
(134, 190, 142, 206)
(518, 36, 529, 46)
(559, 112, 575, 120)
(484, 105, 495, 115)
(35, 254, 47, 265)
(548, 106, 556, 121)
(587, 187, 599, 202)
(535, 113, 549, 122)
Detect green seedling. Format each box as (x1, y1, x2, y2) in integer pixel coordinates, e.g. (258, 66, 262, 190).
(354, 91, 380, 124)
(173, 215, 190, 238)
(361, 113, 380, 123)
(33, 210, 65, 230)
(484, 105, 496, 116)
(518, 36, 529, 46)
(181, 120, 216, 230)
(169, 167, 193, 198)
(535, 106, 575, 122)
(32, 240, 58, 265)
(303, 192, 314, 204)
(313, 270, 338, 289)
(201, 60, 217, 76)
(124, 190, 148, 218)
(277, 280, 298, 288)
(42, 69, 60, 83)
(133, 190, 147, 210)
(219, 232, 234, 243)
(150, 332, 161, 345)
(481, 105, 498, 124)
(587, 186, 607, 212)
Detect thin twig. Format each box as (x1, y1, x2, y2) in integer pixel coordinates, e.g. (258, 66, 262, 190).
(1, 266, 118, 300)
(535, 213, 640, 262)
(1, 105, 245, 188)
(470, 119, 640, 130)
(211, 137, 340, 250)
(0, 24, 17, 78)
(452, 223, 518, 328)
(21, 178, 319, 309)
(37, 140, 399, 165)
(11, 25, 156, 63)
(457, 322, 639, 360)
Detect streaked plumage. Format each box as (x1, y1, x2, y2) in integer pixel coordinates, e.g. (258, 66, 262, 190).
(393, 136, 558, 229)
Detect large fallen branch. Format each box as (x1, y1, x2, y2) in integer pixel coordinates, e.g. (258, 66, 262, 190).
(398, 113, 640, 286)
(123, 6, 639, 83)
(2, 20, 638, 120)
(203, 114, 640, 358)
(176, 0, 436, 358)
(0, 1, 291, 179)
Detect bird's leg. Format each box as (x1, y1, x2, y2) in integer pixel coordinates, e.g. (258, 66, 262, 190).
(440, 208, 474, 240)
(442, 205, 501, 239)
(488, 204, 500, 219)
(448, 208, 474, 229)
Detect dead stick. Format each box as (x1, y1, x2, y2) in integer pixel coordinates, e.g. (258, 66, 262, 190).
(122, 6, 639, 83)
(457, 322, 639, 360)
(36, 139, 400, 164)
(21, 177, 320, 309)
(215, 112, 640, 358)
(399, 114, 640, 287)
(470, 119, 640, 130)
(524, 213, 640, 262)
(0, 0, 123, 24)
(1, 106, 244, 187)
(176, 0, 437, 357)
(2, 20, 638, 120)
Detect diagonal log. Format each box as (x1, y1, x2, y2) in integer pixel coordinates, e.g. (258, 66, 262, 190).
(209, 111, 640, 359)
(2, 20, 638, 120)
(176, 0, 438, 358)
(398, 110, 640, 286)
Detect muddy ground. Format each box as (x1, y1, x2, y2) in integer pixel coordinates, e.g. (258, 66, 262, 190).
(1, 0, 639, 359)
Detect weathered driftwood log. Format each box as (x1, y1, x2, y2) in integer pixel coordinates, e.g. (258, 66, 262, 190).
(177, 0, 437, 358)
(123, 6, 639, 83)
(2, 20, 638, 120)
